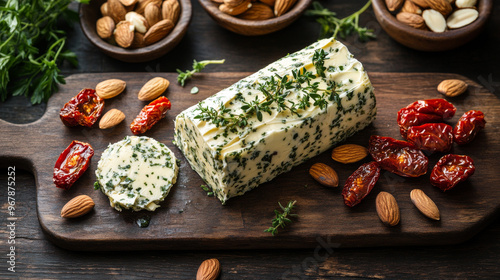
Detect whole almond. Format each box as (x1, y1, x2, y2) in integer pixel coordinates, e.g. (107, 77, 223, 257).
(437, 79, 468, 97)
(426, 0, 452, 16)
(274, 0, 297, 17)
(402, 0, 422, 14)
(446, 9, 478, 29)
(130, 32, 146, 48)
(410, 189, 440, 220)
(220, 2, 252, 16)
(145, 3, 162, 26)
(455, 0, 476, 8)
(101, 2, 110, 16)
(225, 0, 246, 6)
(422, 9, 446, 32)
(211, 0, 225, 3)
(99, 109, 126, 129)
(96, 79, 127, 99)
(260, 0, 276, 6)
(396, 12, 426, 29)
(126, 11, 149, 33)
(136, 0, 162, 14)
(238, 3, 274, 20)
(331, 144, 369, 164)
(196, 258, 221, 280)
(411, 0, 430, 8)
(309, 163, 339, 187)
(114, 21, 135, 48)
(386, 0, 404, 12)
(108, 0, 127, 23)
(119, 0, 138, 6)
(138, 77, 170, 101)
(162, 0, 181, 23)
(61, 195, 95, 218)
(143, 19, 174, 45)
(97, 16, 115, 39)
(376, 192, 400, 227)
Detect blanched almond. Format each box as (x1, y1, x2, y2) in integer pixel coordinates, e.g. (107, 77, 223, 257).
(446, 9, 478, 29)
(126, 11, 149, 33)
(422, 9, 446, 32)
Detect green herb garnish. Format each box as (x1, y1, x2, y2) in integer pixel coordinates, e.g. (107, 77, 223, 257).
(305, 1, 375, 41)
(0, 0, 88, 104)
(190, 86, 199, 94)
(200, 184, 214, 197)
(94, 182, 101, 190)
(264, 200, 298, 236)
(177, 59, 225, 87)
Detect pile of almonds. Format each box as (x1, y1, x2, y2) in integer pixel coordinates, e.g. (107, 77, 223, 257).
(97, 0, 181, 48)
(386, 0, 479, 33)
(212, 0, 297, 20)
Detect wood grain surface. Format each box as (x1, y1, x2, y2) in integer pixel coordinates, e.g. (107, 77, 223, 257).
(1, 72, 498, 251)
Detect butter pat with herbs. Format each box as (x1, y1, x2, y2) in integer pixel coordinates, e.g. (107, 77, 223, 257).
(174, 38, 376, 204)
(95, 136, 178, 211)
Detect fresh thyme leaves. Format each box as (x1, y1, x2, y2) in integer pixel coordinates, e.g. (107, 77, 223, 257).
(200, 184, 214, 197)
(177, 59, 225, 87)
(193, 49, 340, 130)
(0, 0, 88, 104)
(305, 1, 376, 41)
(264, 200, 298, 236)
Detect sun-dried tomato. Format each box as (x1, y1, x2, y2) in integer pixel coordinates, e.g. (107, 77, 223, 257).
(60, 88, 104, 127)
(397, 99, 456, 138)
(406, 123, 453, 153)
(342, 161, 381, 207)
(53, 141, 94, 190)
(453, 110, 486, 145)
(368, 135, 428, 177)
(130, 96, 171, 135)
(430, 154, 475, 191)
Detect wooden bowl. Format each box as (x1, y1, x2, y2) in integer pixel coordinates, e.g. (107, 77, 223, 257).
(198, 0, 313, 36)
(80, 0, 192, 63)
(372, 0, 492, 51)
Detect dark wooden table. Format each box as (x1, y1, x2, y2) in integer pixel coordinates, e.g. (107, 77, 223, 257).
(1, 0, 499, 278)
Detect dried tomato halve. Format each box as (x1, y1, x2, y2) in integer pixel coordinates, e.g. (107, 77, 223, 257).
(342, 161, 381, 207)
(453, 110, 486, 145)
(60, 88, 105, 127)
(430, 154, 475, 191)
(406, 123, 453, 153)
(53, 141, 94, 190)
(368, 135, 428, 177)
(397, 99, 456, 138)
(130, 96, 172, 135)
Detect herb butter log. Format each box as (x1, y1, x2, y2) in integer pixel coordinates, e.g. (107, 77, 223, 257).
(174, 38, 376, 204)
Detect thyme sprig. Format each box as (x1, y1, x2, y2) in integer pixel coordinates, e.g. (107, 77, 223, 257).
(193, 50, 341, 131)
(305, 1, 376, 41)
(177, 59, 225, 87)
(264, 200, 298, 236)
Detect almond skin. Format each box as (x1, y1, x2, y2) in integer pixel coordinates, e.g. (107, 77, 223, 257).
(309, 163, 339, 187)
(274, 0, 297, 17)
(144, 2, 162, 26)
(143, 19, 174, 45)
(61, 195, 95, 218)
(331, 144, 369, 164)
(402, 0, 422, 14)
(138, 77, 170, 101)
(220, 0, 252, 16)
(196, 258, 221, 280)
(376, 192, 400, 227)
(108, 0, 127, 23)
(114, 21, 135, 48)
(426, 0, 452, 16)
(238, 3, 274, 20)
(162, 0, 181, 23)
(397, 12, 426, 29)
(411, 0, 430, 8)
(130, 32, 146, 49)
(96, 79, 127, 99)
(437, 79, 468, 97)
(135, 0, 162, 14)
(259, 0, 276, 6)
(119, 0, 138, 6)
(101, 2, 110, 17)
(386, 0, 404, 12)
(99, 109, 126, 129)
(410, 189, 440, 220)
(97, 16, 115, 39)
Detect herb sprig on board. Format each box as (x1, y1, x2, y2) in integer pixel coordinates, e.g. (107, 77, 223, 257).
(193, 50, 341, 131)
(264, 200, 298, 236)
(305, 1, 376, 41)
(177, 59, 225, 87)
(0, 0, 88, 104)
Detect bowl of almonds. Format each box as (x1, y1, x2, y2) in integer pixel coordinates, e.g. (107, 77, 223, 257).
(198, 0, 313, 36)
(372, 0, 492, 51)
(80, 0, 192, 62)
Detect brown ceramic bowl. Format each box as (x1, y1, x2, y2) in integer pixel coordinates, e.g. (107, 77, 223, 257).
(372, 0, 492, 51)
(80, 0, 192, 63)
(198, 0, 313, 36)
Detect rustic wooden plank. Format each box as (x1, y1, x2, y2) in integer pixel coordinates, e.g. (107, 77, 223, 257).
(0, 72, 498, 251)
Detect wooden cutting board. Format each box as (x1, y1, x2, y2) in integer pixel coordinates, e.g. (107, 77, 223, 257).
(1, 72, 499, 251)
